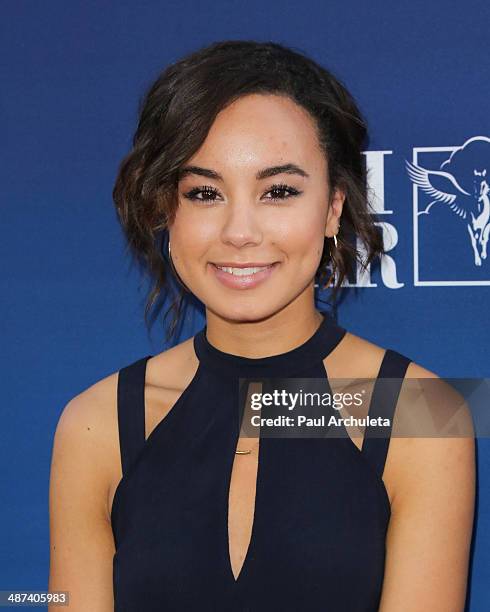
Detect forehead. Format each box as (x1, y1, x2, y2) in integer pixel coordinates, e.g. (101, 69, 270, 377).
(185, 93, 324, 172)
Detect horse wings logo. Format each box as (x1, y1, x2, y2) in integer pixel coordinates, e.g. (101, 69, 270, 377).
(406, 136, 490, 285)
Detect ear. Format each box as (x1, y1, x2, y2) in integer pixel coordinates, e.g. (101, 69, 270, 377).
(325, 187, 345, 238)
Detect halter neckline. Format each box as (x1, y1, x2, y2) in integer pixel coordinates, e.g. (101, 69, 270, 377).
(193, 309, 347, 377)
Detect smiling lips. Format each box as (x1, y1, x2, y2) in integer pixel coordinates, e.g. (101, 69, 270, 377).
(210, 262, 279, 289)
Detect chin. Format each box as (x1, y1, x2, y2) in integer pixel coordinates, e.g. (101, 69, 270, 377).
(210, 302, 282, 324)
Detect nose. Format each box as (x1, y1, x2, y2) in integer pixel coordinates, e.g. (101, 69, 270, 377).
(219, 198, 263, 249)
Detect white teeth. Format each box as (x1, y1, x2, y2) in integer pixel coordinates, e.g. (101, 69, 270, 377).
(216, 265, 271, 276)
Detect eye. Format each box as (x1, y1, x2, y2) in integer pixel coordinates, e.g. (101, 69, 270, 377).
(182, 184, 221, 203)
(264, 183, 302, 203)
(181, 183, 302, 205)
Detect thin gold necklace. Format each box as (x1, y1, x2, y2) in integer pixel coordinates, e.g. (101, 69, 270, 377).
(235, 439, 260, 455)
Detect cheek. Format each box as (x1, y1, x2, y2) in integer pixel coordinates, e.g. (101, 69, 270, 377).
(171, 208, 206, 249)
(169, 212, 217, 274)
(274, 218, 324, 259)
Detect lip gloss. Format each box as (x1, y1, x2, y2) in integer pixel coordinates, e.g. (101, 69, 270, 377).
(209, 263, 279, 289)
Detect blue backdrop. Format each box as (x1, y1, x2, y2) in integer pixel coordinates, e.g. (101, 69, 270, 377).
(2, 1, 489, 609)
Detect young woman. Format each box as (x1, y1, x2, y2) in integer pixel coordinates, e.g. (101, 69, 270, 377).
(48, 40, 475, 611)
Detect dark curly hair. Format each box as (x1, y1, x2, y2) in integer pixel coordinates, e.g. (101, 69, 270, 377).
(112, 40, 385, 343)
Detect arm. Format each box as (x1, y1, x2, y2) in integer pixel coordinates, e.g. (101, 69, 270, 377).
(378, 364, 476, 612)
(48, 378, 118, 611)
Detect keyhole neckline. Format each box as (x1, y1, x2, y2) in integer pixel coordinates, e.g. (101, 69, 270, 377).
(226, 431, 263, 585)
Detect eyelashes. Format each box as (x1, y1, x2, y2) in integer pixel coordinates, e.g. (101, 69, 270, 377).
(182, 183, 303, 204)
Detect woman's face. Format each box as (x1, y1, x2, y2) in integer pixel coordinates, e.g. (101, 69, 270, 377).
(170, 93, 345, 322)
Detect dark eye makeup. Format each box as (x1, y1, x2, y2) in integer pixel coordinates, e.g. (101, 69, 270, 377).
(182, 183, 303, 204)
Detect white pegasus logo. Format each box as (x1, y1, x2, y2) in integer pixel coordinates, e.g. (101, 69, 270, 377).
(406, 136, 490, 267)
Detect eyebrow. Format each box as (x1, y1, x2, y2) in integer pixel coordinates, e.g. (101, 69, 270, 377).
(177, 163, 310, 182)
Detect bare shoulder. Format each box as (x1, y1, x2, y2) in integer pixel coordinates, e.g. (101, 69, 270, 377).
(388, 358, 475, 507)
(325, 329, 475, 501)
(327, 326, 451, 382)
(378, 365, 476, 609)
(329, 336, 476, 609)
(325, 329, 390, 378)
(49, 369, 122, 605)
(55, 335, 199, 521)
(142, 335, 200, 439)
(146, 334, 199, 391)
(53, 369, 121, 509)
(48, 339, 199, 607)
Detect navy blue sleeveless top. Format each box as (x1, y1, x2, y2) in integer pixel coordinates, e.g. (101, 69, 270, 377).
(111, 311, 411, 611)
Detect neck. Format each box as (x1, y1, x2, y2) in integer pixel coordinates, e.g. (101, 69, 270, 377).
(204, 293, 324, 359)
